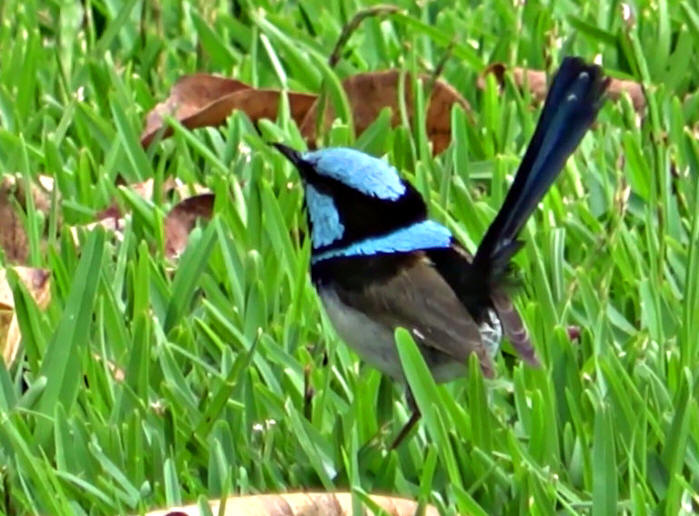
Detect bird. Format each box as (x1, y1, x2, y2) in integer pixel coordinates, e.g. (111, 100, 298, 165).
(273, 57, 609, 447)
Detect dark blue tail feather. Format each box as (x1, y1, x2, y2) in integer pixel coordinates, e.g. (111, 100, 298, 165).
(473, 57, 609, 278)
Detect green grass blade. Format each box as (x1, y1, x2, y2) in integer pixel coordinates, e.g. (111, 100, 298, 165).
(35, 228, 105, 444)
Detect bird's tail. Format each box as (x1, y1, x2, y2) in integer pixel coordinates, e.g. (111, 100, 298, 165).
(472, 57, 609, 279)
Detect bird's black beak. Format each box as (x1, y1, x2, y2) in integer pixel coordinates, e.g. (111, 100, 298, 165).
(272, 142, 304, 167)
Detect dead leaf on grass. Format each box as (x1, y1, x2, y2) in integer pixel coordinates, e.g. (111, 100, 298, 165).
(164, 193, 215, 258)
(300, 69, 471, 155)
(141, 74, 317, 147)
(478, 63, 548, 102)
(605, 76, 646, 113)
(479, 62, 646, 113)
(95, 176, 180, 222)
(0, 179, 28, 264)
(0, 266, 51, 366)
(70, 179, 215, 259)
(142, 70, 470, 155)
(0, 174, 55, 264)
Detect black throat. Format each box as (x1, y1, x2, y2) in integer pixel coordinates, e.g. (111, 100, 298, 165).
(304, 168, 428, 254)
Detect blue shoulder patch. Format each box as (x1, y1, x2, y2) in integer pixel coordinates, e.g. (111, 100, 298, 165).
(303, 148, 406, 201)
(305, 184, 345, 248)
(312, 220, 452, 263)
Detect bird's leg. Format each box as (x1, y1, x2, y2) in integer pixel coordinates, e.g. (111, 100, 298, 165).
(303, 364, 314, 421)
(390, 388, 421, 449)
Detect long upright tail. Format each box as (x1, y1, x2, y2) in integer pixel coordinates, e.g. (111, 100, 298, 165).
(472, 57, 609, 278)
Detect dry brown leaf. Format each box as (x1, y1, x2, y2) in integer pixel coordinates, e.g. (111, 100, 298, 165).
(142, 70, 469, 155)
(0, 174, 55, 264)
(164, 193, 215, 258)
(71, 205, 126, 245)
(479, 62, 646, 113)
(144, 492, 438, 516)
(141, 74, 316, 147)
(141, 75, 250, 146)
(424, 75, 472, 155)
(300, 69, 471, 155)
(0, 310, 13, 365)
(81, 177, 185, 242)
(0, 266, 51, 366)
(0, 173, 54, 213)
(70, 216, 128, 244)
(124, 176, 177, 203)
(606, 77, 646, 113)
(95, 176, 179, 222)
(72, 180, 215, 256)
(0, 178, 28, 264)
(478, 63, 548, 102)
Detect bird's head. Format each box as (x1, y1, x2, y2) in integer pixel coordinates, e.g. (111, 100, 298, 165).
(274, 144, 428, 252)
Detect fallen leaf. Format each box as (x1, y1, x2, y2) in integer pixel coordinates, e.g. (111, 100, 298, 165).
(142, 70, 470, 155)
(606, 77, 646, 113)
(300, 69, 471, 154)
(95, 176, 179, 221)
(0, 266, 51, 366)
(144, 492, 438, 516)
(164, 193, 215, 258)
(0, 310, 12, 363)
(423, 75, 474, 154)
(72, 216, 127, 242)
(71, 179, 215, 256)
(123, 176, 177, 203)
(70, 203, 126, 246)
(479, 62, 646, 113)
(0, 177, 28, 264)
(0, 174, 56, 264)
(141, 74, 316, 147)
(141, 74, 249, 146)
(478, 63, 548, 102)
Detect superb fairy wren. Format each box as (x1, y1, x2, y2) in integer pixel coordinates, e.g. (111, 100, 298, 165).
(274, 57, 609, 447)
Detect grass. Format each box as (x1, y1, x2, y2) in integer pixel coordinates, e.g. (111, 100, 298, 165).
(0, 0, 698, 514)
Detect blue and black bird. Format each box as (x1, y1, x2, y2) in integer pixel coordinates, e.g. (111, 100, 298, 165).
(274, 57, 609, 446)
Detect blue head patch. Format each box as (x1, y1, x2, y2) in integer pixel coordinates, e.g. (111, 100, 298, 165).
(305, 184, 345, 249)
(312, 220, 452, 263)
(302, 148, 406, 201)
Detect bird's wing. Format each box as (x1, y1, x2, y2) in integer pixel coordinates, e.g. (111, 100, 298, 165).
(332, 255, 494, 378)
(429, 244, 539, 366)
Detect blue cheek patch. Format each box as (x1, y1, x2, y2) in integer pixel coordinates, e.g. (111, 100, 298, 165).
(303, 148, 406, 201)
(312, 220, 452, 263)
(305, 184, 345, 248)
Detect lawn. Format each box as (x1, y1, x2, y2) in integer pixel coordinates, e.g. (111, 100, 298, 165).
(0, 0, 698, 514)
